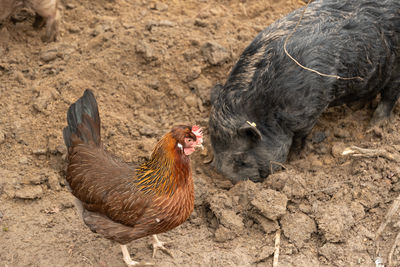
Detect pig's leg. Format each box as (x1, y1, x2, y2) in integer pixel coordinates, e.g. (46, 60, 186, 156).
(30, 0, 59, 42)
(42, 9, 58, 42)
(32, 13, 44, 28)
(370, 75, 400, 125)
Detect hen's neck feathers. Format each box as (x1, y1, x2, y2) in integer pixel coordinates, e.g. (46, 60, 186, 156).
(135, 132, 192, 196)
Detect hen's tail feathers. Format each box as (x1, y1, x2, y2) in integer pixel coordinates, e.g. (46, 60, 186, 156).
(63, 89, 101, 149)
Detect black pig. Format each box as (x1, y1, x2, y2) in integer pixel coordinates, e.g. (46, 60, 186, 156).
(209, 0, 400, 183)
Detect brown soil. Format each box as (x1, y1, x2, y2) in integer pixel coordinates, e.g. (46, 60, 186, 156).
(1, 0, 400, 266)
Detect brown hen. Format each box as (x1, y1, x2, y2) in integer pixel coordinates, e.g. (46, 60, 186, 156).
(62, 89, 203, 266)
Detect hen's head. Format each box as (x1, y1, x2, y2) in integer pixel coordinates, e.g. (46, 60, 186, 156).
(171, 125, 203, 156)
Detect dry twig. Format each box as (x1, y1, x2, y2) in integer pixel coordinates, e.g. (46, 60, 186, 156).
(342, 146, 400, 163)
(388, 229, 400, 267)
(273, 229, 281, 267)
(269, 161, 287, 174)
(374, 193, 400, 267)
(283, 0, 363, 81)
(376, 194, 400, 240)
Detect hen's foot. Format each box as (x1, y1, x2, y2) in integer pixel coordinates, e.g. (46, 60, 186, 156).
(152, 235, 174, 258)
(121, 245, 154, 266)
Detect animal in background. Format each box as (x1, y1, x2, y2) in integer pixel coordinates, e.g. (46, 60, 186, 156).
(209, 0, 400, 183)
(0, 0, 59, 42)
(63, 89, 203, 266)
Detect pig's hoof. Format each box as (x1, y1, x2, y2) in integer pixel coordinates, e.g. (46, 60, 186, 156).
(41, 33, 56, 43)
(33, 14, 45, 29)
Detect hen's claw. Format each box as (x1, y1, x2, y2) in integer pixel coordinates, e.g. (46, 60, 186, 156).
(152, 235, 174, 258)
(121, 245, 154, 266)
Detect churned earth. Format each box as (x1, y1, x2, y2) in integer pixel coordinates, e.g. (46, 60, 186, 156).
(1, 0, 400, 266)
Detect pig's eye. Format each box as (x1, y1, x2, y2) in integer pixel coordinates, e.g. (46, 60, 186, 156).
(233, 153, 247, 164)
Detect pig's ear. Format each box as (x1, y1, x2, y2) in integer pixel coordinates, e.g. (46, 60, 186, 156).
(238, 122, 262, 143)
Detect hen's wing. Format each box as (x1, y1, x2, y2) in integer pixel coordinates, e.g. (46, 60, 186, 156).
(66, 139, 150, 227)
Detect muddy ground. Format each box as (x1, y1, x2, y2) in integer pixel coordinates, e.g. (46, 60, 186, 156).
(1, 0, 400, 266)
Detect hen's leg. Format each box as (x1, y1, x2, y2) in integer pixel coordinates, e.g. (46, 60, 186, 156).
(121, 245, 154, 266)
(152, 235, 173, 258)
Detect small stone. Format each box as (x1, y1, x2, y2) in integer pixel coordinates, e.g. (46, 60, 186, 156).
(66, 3, 76, 9)
(32, 89, 56, 113)
(334, 128, 350, 138)
(91, 25, 104, 37)
(310, 158, 323, 168)
(0, 129, 5, 144)
(13, 121, 29, 145)
(145, 20, 175, 31)
(46, 171, 61, 191)
(148, 80, 159, 90)
(14, 185, 43, 199)
(138, 127, 156, 137)
(155, 2, 168, 11)
(122, 23, 136, 29)
(201, 41, 230, 65)
(67, 25, 80, 34)
(190, 39, 200, 46)
(331, 142, 346, 158)
(61, 202, 74, 209)
(184, 95, 198, 107)
(40, 49, 58, 62)
(56, 145, 67, 155)
(136, 40, 158, 62)
(183, 66, 201, 83)
(33, 148, 47, 155)
(19, 156, 29, 165)
(369, 126, 383, 138)
(14, 71, 27, 85)
(209, 7, 224, 16)
(194, 19, 208, 27)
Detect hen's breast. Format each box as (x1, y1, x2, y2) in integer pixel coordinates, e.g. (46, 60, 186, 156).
(137, 175, 195, 237)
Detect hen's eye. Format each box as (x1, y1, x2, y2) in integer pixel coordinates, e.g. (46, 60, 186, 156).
(187, 139, 193, 143)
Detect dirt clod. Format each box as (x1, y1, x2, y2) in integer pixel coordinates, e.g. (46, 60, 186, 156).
(251, 189, 288, 221)
(201, 41, 231, 66)
(313, 201, 355, 242)
(14, 185, 44, 200)
(280, 212, 316, 247)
